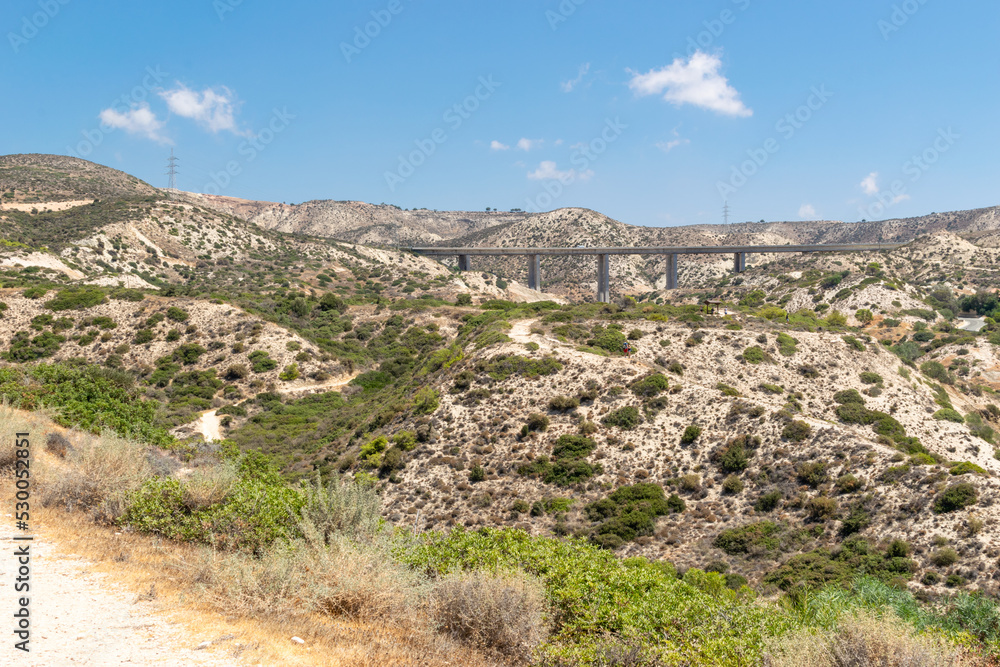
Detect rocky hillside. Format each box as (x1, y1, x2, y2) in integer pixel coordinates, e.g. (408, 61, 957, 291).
(0, 154, 157, 203)
(193, 192, 531, 246)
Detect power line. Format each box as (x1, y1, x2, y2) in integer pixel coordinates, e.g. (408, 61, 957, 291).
(165, 149, 179, 196)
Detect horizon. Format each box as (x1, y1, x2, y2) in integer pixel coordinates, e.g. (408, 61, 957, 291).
(2, 1, 997, 226)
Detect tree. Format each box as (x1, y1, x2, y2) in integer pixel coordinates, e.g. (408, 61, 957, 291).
(855, 309, 874, 325)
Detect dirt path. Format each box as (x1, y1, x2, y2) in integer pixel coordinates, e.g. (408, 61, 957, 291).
(281, 371, 361, 396)
(509, 318, 656, 370)
(0, 533, 236, 666)
(192, 410, 222, 442)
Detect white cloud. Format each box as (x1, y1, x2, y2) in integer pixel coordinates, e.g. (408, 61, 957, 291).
(527, 160, 593, 183)
(627, 51, 752, 117)
(656, 139, 689, 153)
(159, 84, 242, 134)
(860, 172, 879, 195)
(98, 104, 169, 143)
(561, 63, 591, 92)
(799, 204, 818, 219)
(892, 193, 910, 204)
(490, 140, 510, 151)
(656, 125, 689, 153)
(517, 138, 543, 151)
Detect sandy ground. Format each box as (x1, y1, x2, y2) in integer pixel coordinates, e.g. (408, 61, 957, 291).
(0, 200, 93, 212)
(0, 252, 85, 280)
(0, 532, 236, 666)
(193, 410, 223, 442)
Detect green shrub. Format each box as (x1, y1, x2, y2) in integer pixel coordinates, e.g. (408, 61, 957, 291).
(480, 354, 562, 381)
(548, 395, 580, 412)
(796, 461, 828, 487)
(859, 371, 882, 385)
(134, 329, 154, 344)
(413, 387, 440, 415)
(760, 383, 783, 394)
(835, 474, 862, 494)
(630, 373, 669, 397)
(602, 406, 641, 430)
(586, 327, 627, 354)
(680, 424, 702, 444)
(722, 475, 744, 494)
(842, 335, 865, 351)
(921, 361, 952, 384)
(754, 491, 782, 512)
(930, 547, 959, 567)
(526, 413, 550, 433)
(933, 483, 978, 514)
(782, 420, 812, 442)
(279, 363, 300, 381)
(468, 465, 486, 483)
(248, 350, 278, 372)
(714, 521, 782, 555)
(742, 346, 766, 364)
(716, 383, 740, 397)
(166, 306, 189, 322)
(173, 343, 207, 365)
(776, 332, 798, 357)
(45, 287, 107, 311)
(4, 330, 65, 362)
(948, 461, 986, 476)
(715, 443, 749, 473)
(933, 409, 964, 423)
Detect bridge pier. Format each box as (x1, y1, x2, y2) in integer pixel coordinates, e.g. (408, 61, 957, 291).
(665, 253, 678, 290)
(458, 254, 471, 271)
(527, 254, 541, 291)
(733, 252, 747, 274)
(597, 254, 610, 303)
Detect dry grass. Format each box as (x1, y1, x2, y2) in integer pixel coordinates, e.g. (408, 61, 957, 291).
(181, 461, 238, 510)
(430, 570, 549, 662)
(38, 428, 154, 523)
(0, 406, 504, 666)
(764, 611, 966, 667)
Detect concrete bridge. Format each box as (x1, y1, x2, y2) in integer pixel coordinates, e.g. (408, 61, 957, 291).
(410, 243, 904, 302)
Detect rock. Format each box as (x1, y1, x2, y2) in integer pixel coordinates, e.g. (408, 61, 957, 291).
(196, 641, 211, 650)
(291, 636, 305, 644)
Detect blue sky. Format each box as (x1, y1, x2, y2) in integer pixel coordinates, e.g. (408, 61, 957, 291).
(2, 0, 997, 227)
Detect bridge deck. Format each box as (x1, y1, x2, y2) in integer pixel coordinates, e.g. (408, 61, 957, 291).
(410, 244, 903, 256)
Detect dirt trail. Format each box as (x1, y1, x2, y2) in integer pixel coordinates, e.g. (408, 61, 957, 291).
(193, 410, 222, 442)
(0, 532, 236, 666)
(509, 319, 657, 371)
(281, 371, 361, 395)
(185, 372, 362, 442)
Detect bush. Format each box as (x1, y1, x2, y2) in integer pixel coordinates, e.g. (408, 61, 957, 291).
(929, 547, 959, 567)
(548, 395, 579, 412)
(166, 306, 189, 322)
(713, 521, 781, 555)
(843, 335, 866, 351)
(630, 373, 669, 397)
(743, 346, 766, 364)
(933, 483, 977, 514)
(860, 371, 883, 385)
(855, 308, 874, 324)
(933, 409, 964, 423)
(224, 364, 249, 380)
(602, 406, 641, 430)
(754, 491, 781, 512)
(45, 287, 107, 311)
(526, 413, 550, 433)
(248, 350, 278, 372)
(468, 465, 486, 483)
(806, 496, 838, 521)
(413, 387, 440, 415)
(429, 571, 548, 662)
(722, 475, 744, 494)
(920, 361, 952, 384)
(279, 363, 300, 381)
(796, 461, 828, 487)
(776, 332, 798, 357)
(680, 424, 702, 444)
(715, 443, 749, 473)
(172, 343, 206, 365)
(782, 420, 812, 442)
